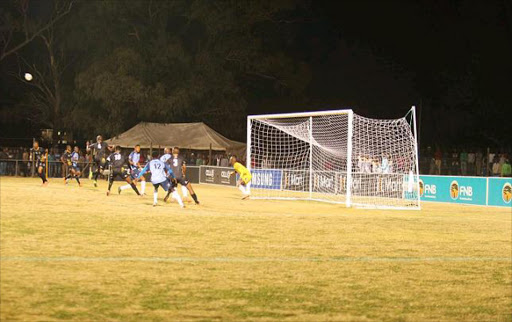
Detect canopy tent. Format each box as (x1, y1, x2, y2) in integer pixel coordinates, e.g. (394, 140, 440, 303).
(106, 122, 246, 155)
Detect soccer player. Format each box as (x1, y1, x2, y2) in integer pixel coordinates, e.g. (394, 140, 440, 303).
(162, 147, 200, 204)
(61, 145, 73, 184)
(63, 146, 82, 186)
(160, 147, 172, 163)
(230, 155, 251, 199)
(30, 141, 48, 186)
(137, 151, 184, 207)
(87, 135, 111, 187)
(105, 146, 140, 196)
(118, 144, 146, 195)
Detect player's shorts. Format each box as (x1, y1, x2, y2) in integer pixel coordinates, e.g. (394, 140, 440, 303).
(175, 176, 189, 186)
(130, 168, 141, 179)
(110, 168, 129, 180)
(153, 179, 175, 192)
(36, 161, 46, 169)
(71, 165, 81, 172)
(240, 174, 252, 185)
(95, 158, 107, 169)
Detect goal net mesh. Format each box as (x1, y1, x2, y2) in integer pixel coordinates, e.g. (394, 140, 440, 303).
(248, 110, 420, 209)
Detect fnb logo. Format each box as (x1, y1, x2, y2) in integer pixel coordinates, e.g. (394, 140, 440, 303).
(459, 186, 473, 197)
(450, 180, 472, 200)
(419, 179, 436, 197)
(205, 169, 214, 177)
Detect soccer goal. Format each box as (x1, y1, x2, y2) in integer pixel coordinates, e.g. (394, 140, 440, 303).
(247, 107, 420, 210)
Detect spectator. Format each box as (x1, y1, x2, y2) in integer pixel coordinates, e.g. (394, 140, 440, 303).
(434, 147, 442, 175)
(22, 148, 29, 176)
(195, 154, 203, 166)
(215, 154, 222, 166)
(460, 149, 468, 175)
(0, 148, 8, 175)
(47, 151, 56, 177)
(502, 159, 511, 177)
(492, 157, 500, 177)
(475, 150, 483, 176)
(467, 150, 475, 175)
(220, 155, 229, 167)
(488, 151, 495, 174)
(499, 153, 506, 171)
(450, 149, 459, 175)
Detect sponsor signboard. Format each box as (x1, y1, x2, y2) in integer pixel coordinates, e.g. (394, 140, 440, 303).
(199, 166, 236, 186)
(419, 175, 487, 206)
(184, 166, 200, 184)
(251, 169, 282, 190)
(282, 170, 307, 191)
(487, 177, 512, 208)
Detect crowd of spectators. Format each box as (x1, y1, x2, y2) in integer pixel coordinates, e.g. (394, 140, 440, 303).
(1, 145, 509, 177)
(0, 146, 233, 177)
(419, 147, 511, 177)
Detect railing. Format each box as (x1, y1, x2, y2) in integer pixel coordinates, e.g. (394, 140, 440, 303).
(0, 159, 94, 178)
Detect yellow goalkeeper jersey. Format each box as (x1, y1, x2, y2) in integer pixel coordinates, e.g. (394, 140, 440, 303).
(233, 162, 252, 184)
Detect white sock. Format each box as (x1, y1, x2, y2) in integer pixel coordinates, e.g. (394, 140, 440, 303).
(172, 191, 184, 207)
(239, 185, 246, 195)
(245, 183, 251, 195)
(181, 185, 188, 198)
(153, 190, 158, 204)
(120, 184, 131, 191)
(141, 181, 146, 194)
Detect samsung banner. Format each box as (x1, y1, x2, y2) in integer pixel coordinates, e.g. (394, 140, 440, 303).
(251, 169, 282, 190)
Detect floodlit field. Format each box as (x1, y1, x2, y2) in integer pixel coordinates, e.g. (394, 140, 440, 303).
(0, 177, 511, 321)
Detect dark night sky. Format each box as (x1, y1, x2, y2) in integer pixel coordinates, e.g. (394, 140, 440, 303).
(246, 0, 512, 148)
(1, 0, 511, 148)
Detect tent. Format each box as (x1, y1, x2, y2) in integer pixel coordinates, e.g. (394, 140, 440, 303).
(106, 122, 246, 156)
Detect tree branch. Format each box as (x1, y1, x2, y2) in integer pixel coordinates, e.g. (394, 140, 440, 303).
(0, 0, 74, 61)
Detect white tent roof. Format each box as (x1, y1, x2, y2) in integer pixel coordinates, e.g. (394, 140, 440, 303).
(107, 122, 245, 152)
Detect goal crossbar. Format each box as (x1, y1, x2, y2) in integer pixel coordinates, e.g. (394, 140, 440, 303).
(248, 109, 353, 120)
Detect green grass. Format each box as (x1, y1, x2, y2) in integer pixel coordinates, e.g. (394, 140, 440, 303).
(1, 177, 511, 321)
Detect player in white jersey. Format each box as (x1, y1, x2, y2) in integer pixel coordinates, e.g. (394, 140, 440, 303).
(136, 151, 184, 207)
(118, 144, 146, 196)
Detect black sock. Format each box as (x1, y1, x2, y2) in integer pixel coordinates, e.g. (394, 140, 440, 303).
(191, 193, 199, 203)
(65, 174, 72, 180)
(93, 171, 99, 181)
(40, 171, 47, 183)
(108, 178, 113, 191)
(130, 183, 140, 195)
(75, 176, 81, 184)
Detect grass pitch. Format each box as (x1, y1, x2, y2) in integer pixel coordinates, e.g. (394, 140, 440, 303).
(0, 177, 511, 321)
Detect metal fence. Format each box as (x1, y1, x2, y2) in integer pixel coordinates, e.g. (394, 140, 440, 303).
(0, 159, 94, 178)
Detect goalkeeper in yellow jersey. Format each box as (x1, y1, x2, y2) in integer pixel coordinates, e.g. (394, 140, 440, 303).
(230, 155, 251, 199)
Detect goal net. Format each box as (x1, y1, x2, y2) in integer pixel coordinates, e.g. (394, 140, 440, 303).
(247, 107, 420, 210)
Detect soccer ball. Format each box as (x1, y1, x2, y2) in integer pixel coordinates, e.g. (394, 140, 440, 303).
(24, 73, 33, 81)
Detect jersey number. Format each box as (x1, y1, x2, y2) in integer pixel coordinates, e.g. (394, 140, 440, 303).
(173, 159, 178, 167)
(114, 154, 121, 161)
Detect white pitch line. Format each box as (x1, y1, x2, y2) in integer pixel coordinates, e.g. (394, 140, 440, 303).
(0, 256, 510, 263)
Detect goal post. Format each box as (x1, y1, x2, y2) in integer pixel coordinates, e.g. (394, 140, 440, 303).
(246, 107, 420, 210)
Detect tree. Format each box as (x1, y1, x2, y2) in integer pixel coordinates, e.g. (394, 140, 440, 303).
(0, 0, 74, 61)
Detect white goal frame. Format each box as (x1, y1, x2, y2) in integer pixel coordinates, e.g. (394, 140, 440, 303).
(246, 107, 420, 210)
